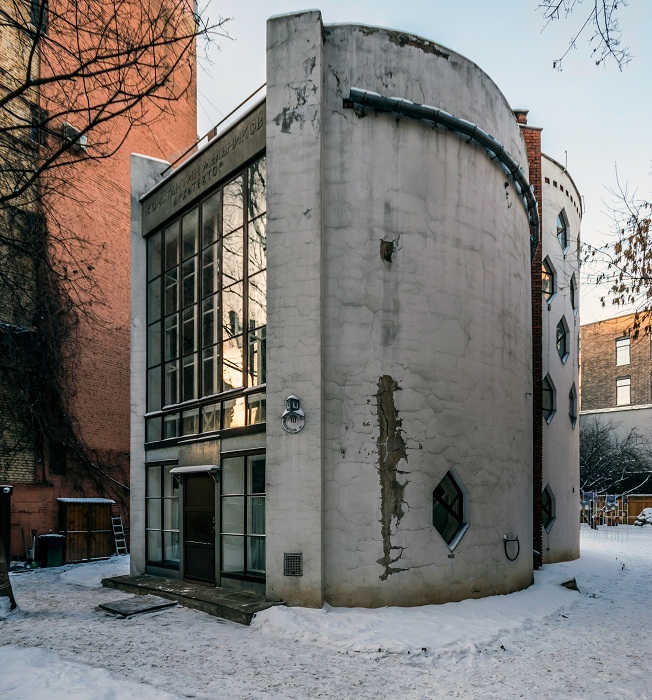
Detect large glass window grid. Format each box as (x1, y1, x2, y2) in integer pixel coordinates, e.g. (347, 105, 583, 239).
(221, 453, 266, 580)
(145, 157, 266, 442)
(146, 464, 180, 567)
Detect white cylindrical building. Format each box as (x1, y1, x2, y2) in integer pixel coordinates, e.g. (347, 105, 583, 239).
(266, 11, 535, 607)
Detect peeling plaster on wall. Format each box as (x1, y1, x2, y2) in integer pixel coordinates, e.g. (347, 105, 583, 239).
(272, 76, 318, 134)
(375, 375, 409, 580)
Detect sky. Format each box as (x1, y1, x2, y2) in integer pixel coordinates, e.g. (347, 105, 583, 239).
(197, 1, 652, 323)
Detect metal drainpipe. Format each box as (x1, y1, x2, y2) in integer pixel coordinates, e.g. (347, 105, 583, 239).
(347, 87, 540, 260)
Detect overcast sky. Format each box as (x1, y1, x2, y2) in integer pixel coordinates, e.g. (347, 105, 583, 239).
(197, 1, 652, 323)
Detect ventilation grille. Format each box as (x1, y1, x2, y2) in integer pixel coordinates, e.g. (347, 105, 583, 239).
(284, 552, 303, 576)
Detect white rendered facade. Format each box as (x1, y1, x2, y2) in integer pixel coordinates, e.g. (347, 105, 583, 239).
(129, 10, 580, 609)
(540, 154, 581, 563)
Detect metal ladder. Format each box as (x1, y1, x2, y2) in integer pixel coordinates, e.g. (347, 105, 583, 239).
(111, 515, 128, 556)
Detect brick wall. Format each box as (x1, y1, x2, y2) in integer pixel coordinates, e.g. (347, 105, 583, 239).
(0, 0, 197, 558)
(580, 314, 652, 410)
(518, 115, 544, 569)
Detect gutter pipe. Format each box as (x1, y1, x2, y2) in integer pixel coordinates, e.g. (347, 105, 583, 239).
(347, 87, 540, 259)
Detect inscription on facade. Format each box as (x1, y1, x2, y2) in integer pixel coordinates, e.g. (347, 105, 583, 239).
(142, 101, 266, 234)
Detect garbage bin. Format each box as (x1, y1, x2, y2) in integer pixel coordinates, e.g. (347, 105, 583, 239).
(36, 534, 65, 567)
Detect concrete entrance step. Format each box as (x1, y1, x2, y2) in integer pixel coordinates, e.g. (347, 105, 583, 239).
(102, 574, 281, 626)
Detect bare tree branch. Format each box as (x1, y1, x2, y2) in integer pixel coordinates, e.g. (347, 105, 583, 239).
(538, 0, 631, 70)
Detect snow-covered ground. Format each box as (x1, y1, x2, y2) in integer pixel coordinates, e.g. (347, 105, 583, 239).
(1, 526, 650, 699)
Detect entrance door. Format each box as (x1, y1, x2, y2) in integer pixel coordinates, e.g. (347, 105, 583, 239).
(184, 474, 215, 583)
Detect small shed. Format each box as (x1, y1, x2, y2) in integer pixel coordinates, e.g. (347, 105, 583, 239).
(57, 498, 115, 563)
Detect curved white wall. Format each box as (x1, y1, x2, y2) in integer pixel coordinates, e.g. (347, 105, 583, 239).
(266, 11, 534, 607)
(541, 154, 581, 563)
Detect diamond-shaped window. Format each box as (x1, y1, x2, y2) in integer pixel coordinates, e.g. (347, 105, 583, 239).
(542, 485, 556, 532)
(433, 470, 468, 549)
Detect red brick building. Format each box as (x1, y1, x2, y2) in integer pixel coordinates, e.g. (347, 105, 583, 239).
(0, 0, 198, 560)
(581, 313, 652, 411)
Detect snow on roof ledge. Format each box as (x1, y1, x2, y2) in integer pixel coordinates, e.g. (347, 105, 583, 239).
(57, 498, 115, 504)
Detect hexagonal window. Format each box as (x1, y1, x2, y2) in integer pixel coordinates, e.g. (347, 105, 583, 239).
(433, 470, 468, 549)
(542, 373, 556, 423)
(569, 382, 578, 428)
(542, 485, 556, 532)
(570, 273, 578, 316)
(556, 316, 570, 363)
(542, 256, 556, 303)
(556, 209, 569, 251)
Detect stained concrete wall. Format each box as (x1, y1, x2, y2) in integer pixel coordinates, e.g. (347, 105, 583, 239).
(266, 11, 534, 607)
(541, 155, 581, 564)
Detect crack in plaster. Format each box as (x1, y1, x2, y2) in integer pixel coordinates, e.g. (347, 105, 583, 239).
(375, 375, 409, 580)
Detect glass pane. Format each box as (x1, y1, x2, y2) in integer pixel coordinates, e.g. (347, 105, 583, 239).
(222, 534, 244, 574)
(202, 294, 218, 348)
(164, 360, 179, 405)
(223, 283, 243, 339)
(164, 499, 179, 531)
(248, 326, 266, 387)
(222, 496, 245, 534)
(182, 208, 198, 260)
(146, 465, 162, 497)
(247, 392, 266, 425)
(248, 271, 266, 329)
(202, 243, 219, 297)
(147, 321, 161, 368)
(163, 531, 179, 564)
(182, 353, 197, 402)
(164, 222, 179, 270)
(147, 279, 161, 322)
(248, 457, 265, 494)
(223, 176, 243, 234)
(163, 413, 179, 439)
(202, 346, 220, 397)
(247, 496, 265, 534)
(147, 530, 162, 562)
(202, 191, 221, 248)
(164, 314, 178, 361)
(147, 367, 161, 412)
(164, 467, 178, 498)
(165, 268, 178, 315)
(248, 215, 266, 274)
(247, 537, 265, 574)
(222, 456, 244, 495)
(222, 337, 244, 391)
(223, 230, 244, 285)
(182, 407, 199, 435)
(147, 498, 161, 529)
(248, 158, 266, 219)
(223, 395, 246, 429)
(182, 307, 196, 356)
(147, 232, 162, 281)
(182, 257, 197, 308)
(146, 416, 162, 442)
(201, 402, 221, 432)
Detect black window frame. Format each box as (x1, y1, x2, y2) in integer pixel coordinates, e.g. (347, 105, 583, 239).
(542, 257, 555, 303)
(432, 470, 468, 549)
(542, 485, 556, 532)
(556, 316, 570, 363)
(569, 383, 577, 428)
(220, 449, 266, 583)
(542, 373, 556, 423)
(556, 209, 569, 252)
(145, 154, 266, 445)
(145, 462, 181, 570)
